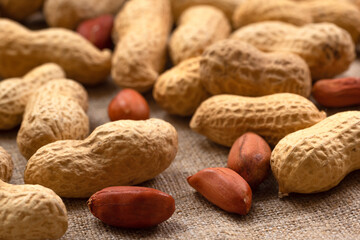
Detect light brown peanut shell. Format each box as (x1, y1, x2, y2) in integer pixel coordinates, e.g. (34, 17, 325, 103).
(0, 19, 111, 85)
(233, 0, 312, 29)
(0, 180, 68, 240)
(200, 39, 311, 97)
(190, 93, 326, 147)
(44, 0, 125, 29)
(231, 21, 355, 80)
(169, 5, 231, 65)
(0, 0, 43, 20)
(17, 79, 89, 160)
(0, 146, 13, 182)
(153, 57, 210, 116)
(301, 0, 360, 43)
(0, 63, 65, 130)
(233, 0, 360, 43)
(170, 0, 242, 20)
(24, 118, 178, 198)
(111, 0, 173, 92)
(271, 111, 360, 197)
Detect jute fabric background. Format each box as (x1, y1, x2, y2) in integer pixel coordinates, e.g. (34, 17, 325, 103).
(0, 17, 359, 240)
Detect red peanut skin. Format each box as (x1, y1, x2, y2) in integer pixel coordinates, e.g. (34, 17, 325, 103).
(312, 77, 360, 107)
(77, 15, 114, 50)
(227, 132, 271, 189)
(108, 89, 150, 121)
(187, 167, 252, 215)
(88, 186, 175, 228)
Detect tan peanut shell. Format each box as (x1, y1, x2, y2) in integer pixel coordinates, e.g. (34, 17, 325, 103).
(200, 39, 311, 97)
(0, 180, 68, 240)
(233, 0, 360, 43)
(0, 63, 65, 130)
(233, 0, 312, 29)
(231, 21, 355, 80)
(190, 93, 326, 147)
(271, 111, 360, 197)
(0, 0, 43, 20)
(24, 119, 178, 198)
(169, 5, 231, 65)
(0, 146, 13, 182)
(17, 79, 89, 160)
(44, 0, 125, 29)
(301, 0, 360, 43)
(111, 0, 173, 92)
(170, 0, 242, 20)
(0, 19, 111, 85)
(153, 57, 210, 116)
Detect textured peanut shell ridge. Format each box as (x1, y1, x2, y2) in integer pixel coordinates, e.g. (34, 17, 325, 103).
(17, 78, 89, 160)
(231, 21, 355, 79)
(300, 0, 360, 43)
(271, 111, 360, 197)
(24, 118, 178, 198)
(169, 5, 231, 65)
(153, 57, 210, 116)
(0, 180, 68, 240)
(200, 39, 311, 97)
(233, 0, 312, 29)
(0, 63, 65, 130)
(111, 0, 173, 92)
(0, 0, 43, 20)
(170, 0, 242, 20)
(0, 147, 13, 182)
(190, 93, 326, 147)
(0, 19, 111, 85)
(44, 0, 125, 29)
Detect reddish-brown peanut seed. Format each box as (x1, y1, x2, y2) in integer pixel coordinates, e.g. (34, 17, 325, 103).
(108, 89, 150, 121)
(312, 77, 360, 107)
(228, 132, 271, 188)
(77, 15, 114, 50)
(88, 186, 175, 228)
(187, 167, 252, 215)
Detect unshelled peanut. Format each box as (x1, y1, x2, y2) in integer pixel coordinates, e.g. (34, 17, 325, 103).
(271, 111, 360, 197)
(88, 186, 175, 228)
(233, 0, 360, 43)
(187, 167, 252, 215)
(200, 39, 311, 97)
(169, 5, 231, 65)
(190, 93, 326, 147)
(0, 147, 13, 182)
(44, 0, 125, 29)
(17, 79, 89, 159)
(228, 133, 271, 188)
(231, 21, 355, 79)
(112, 0, 173, 92)
(312, 77, 360, 108)
(0, 63, 65, 130)
(153, 57, 210, 116)
(170, 0, 242, 20)
(108, 89, 150, 121)
(25, 119, 178, 198)
(0, 19, 111, 85)
(0, 0, 43, 20)
(0, 180, 68, 240)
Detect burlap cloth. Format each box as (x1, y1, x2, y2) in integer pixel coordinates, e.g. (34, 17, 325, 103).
(1, 17, 360, 240)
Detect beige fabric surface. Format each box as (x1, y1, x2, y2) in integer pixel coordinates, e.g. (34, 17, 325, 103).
(1, 16, 360, 240)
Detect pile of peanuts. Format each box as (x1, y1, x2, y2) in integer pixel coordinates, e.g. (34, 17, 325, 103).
(0, 0, 359, 239)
